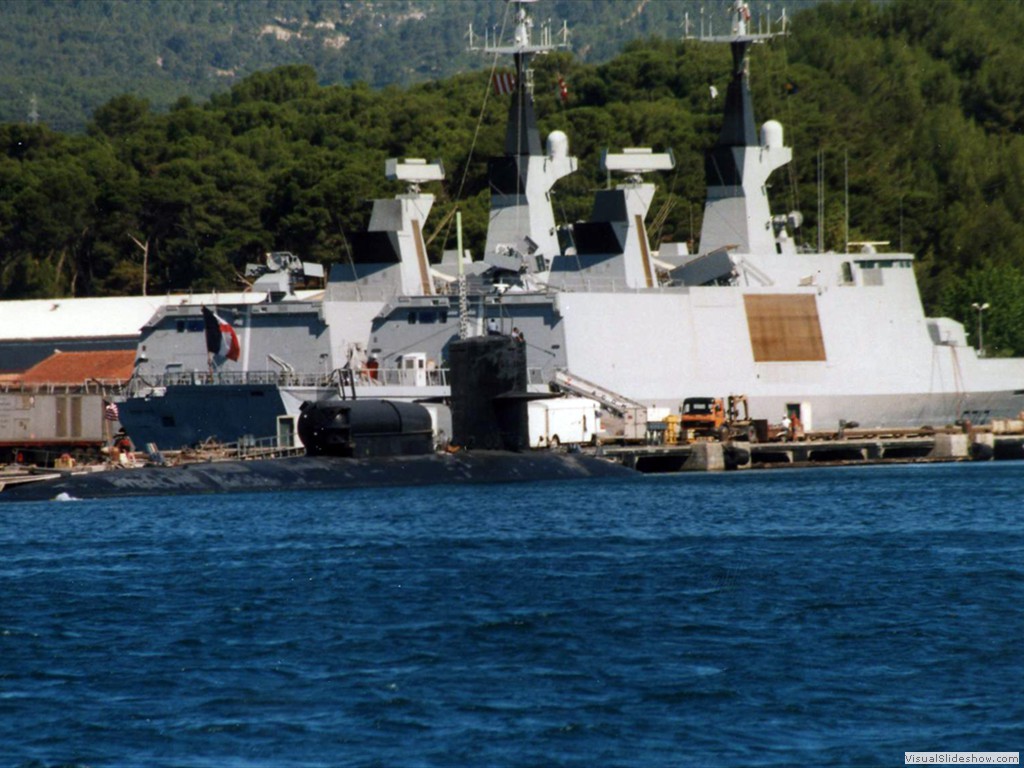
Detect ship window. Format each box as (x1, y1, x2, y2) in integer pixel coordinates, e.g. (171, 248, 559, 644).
(419, 311, 437, 324)
(439, 310, 449, 323)
(841, 262, 854, 285)
(187, 320, 204, 332)
(176, 320, 186, 333)
(407, 312, 417, 324)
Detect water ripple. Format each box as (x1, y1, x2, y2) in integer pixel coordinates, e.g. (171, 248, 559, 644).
(1, 462, 1022, 766)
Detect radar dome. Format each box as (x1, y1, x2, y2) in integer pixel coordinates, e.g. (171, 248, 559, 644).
(547, 130, 569, 160)
(761, 120, 784, 149)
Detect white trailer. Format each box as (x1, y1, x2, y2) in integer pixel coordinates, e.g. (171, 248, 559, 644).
(550, 369, 647, 441)
(528, 397, 601, 448)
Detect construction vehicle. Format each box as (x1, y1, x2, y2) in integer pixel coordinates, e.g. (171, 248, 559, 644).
(677, 395, 755, 442)
(679, 397, 726, 437)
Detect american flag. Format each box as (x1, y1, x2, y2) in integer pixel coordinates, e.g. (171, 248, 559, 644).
(104, 401, 119, 421)
(492, 72, 516, 96)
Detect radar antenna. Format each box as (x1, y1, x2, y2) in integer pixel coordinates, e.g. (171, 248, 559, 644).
(385, 158, 445, 195)
(602, 148, 676, 186)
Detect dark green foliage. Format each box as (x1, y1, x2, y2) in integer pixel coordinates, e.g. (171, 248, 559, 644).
(0, 0, 725, 132)
(1, 0, 1023, 353)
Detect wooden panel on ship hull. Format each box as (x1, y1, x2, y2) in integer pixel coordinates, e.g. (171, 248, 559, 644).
(744, 294, 827, 362)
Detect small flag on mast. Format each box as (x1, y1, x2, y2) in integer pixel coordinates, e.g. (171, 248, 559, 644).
(492, 72, 516, 95)
(104, 401, 119, 421)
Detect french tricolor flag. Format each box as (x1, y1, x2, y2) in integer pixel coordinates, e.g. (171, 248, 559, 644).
(202, 306, 241, 362)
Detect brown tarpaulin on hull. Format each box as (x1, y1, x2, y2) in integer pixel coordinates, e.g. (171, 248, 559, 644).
(744, 294, 827, 362)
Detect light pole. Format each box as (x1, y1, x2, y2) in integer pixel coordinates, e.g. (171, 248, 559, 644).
(971, 302, 990, 357)
(128, 233, 149, 297)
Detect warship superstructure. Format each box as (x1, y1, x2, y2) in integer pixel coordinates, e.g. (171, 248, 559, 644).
(118, 0, 1024, 450)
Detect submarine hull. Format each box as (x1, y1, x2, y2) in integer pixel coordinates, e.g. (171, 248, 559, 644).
(0, 452, 635, 502)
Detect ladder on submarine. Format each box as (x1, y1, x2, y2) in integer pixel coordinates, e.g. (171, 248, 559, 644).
(551, 369, 648, 441)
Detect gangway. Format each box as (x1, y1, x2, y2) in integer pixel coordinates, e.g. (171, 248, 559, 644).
(551, 369, 648, 441)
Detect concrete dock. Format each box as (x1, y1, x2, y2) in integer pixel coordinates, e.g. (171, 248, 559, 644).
(600, 431, 1024, 473)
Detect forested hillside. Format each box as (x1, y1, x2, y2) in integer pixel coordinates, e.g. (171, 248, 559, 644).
(2, 0, 1024, 354)
(0, 0, 802, 132)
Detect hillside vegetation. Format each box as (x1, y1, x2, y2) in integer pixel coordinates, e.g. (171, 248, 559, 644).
(2, 0, 1024, 354)
(0, 0, 755, 132)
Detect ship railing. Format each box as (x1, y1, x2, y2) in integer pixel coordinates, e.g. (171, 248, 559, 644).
(127, 367, 452, 391)
(332, 366, 450, 388)
(231, 433, 307, 460)
(166, 433, 307, 464)
(153, 370, 332, 387)
(0, 379, 127, 396)
(548, 277, 677, 292)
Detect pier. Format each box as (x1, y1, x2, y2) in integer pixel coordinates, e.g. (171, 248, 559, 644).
(599, 431, 1024, 473)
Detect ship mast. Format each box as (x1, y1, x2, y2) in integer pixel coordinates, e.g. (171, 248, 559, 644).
(471, 0, 567, 154)
(716, 1, 769, 150)
(692, 0, 795, 257)
(469, 0, 576, 278)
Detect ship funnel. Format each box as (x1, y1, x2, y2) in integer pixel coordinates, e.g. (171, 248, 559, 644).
(761, 120, 784, 149)
(547, 130, 569, 160)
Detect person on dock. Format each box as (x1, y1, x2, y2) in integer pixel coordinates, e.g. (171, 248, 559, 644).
(791, 413, 804, 441)
(114, 429, 132, 454)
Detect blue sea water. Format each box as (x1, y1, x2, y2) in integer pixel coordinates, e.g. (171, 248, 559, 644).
(1, 461, 1022, 768)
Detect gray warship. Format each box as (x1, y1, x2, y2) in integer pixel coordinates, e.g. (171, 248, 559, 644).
(118, 0, 1024, 451)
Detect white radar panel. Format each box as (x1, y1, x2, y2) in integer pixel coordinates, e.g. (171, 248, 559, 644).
(602, 147, 675, 175)
(385, 158, 445, 184)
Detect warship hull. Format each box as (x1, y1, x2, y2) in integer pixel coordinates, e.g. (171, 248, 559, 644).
(118, 265, 1024, 448)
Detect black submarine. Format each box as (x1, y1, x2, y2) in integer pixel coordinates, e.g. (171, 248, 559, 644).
(0, 337, 636, 502)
